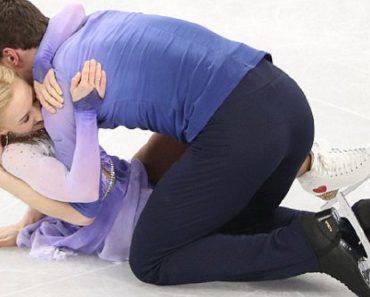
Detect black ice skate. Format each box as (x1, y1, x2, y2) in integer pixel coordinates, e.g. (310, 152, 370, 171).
(301, 208, 370, 297)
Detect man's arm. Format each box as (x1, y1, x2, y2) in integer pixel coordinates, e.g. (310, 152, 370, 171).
(133, 133, 188, 185)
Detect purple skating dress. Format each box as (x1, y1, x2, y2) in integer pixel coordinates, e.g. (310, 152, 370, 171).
(3, 134, 152, 262)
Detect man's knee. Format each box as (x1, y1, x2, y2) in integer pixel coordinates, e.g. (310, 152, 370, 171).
(129, 227, 169, 285)
(129, 247, 164, 285)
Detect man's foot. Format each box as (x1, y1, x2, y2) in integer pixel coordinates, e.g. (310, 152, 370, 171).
(298, 140, 370, 200)
(353, 199, 370, 237)
(300, 208, 370, 296)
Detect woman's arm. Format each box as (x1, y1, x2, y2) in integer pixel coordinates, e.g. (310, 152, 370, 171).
(2, 113, 100, 203)
(0, 208, 44, 247)
(2, 61, 105, 204)
(0, 169, 93, 226)
(33, 4, 86, 84)
(33, 4, 87, 113)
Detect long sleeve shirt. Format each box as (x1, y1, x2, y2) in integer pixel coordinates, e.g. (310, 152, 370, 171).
(29, 4, 270, 214)
(1, 101, 106, 217)
(33, 4, 270, 151)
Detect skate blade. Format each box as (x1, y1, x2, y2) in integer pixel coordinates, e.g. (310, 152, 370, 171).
(321, 176, 370, 275)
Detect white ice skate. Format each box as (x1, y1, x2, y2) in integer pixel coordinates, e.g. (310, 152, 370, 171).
(298, 140, 370, 200)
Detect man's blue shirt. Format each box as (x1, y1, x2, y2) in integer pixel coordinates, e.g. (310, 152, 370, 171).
(34, 7, 269, 143)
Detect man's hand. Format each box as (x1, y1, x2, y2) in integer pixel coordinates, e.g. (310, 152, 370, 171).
(0, 224, 20, 247)
(34, 69, 64, 114)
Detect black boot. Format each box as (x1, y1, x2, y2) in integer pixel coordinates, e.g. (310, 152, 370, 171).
(300, 208, 370, 296)
(353, 199, 370, 237)
(339, 217, 366, 258)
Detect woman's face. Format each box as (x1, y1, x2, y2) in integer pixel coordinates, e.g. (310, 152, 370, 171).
(1, 77, 44, 135)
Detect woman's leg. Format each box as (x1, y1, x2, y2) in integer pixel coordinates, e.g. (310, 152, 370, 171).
(129, 59, 318, 285)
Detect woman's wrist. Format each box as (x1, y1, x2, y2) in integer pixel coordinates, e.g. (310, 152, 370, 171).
(73, 92, 100, 113)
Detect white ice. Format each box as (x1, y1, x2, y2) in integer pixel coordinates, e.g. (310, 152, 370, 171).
(1, 0, 370, 296)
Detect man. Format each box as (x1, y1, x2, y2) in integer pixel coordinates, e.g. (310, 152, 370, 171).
(1, 1, 370, 295)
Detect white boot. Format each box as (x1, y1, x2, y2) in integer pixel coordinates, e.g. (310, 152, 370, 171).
(298, 139, 370, 200)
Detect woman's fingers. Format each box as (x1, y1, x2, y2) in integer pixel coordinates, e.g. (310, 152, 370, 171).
(45, 82, 63, 107)
(97, 70, 107, 98)
(81, 60, 90, 83)
(41, 69, 63, 108)
(72, 59, 106, 100)
(0, 235, 17, 247)
(70, 72, 82, 102)
(41, 86, 63, 109)
(95, 62, 102, 87)
(0, 226, 18, 247)
(70, 72, 82, 91)
(88, 59, 96, 86)
(45, 69, 63, 98)
(39, 97, 56, 114)
(34, 71, 63, 111)
(34, 81, 56, 113)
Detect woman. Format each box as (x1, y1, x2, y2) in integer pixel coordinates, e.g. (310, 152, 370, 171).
(0, 60, 152, 261)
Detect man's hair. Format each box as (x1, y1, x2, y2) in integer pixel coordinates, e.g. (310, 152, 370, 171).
(0, 0, 49, 59)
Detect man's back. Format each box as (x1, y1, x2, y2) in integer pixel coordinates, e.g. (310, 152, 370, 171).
(40, 8, 267, 143)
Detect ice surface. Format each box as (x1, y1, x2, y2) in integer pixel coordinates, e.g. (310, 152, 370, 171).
(1, 1, 369, 296)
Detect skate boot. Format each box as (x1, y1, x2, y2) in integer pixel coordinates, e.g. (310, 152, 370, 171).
(298, 140, 370, 200)
(353, 199, 370, 238)
(300, 208, 370, 296)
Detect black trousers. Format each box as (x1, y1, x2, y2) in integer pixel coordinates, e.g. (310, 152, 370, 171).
(129, 59, 318, 285)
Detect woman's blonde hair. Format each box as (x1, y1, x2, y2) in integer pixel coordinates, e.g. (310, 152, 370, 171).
(0, 65, 15, 121)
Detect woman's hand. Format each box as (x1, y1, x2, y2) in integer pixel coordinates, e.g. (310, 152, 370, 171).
(0, 224, 21, 247)
(0, 208, 45, 247)
(34, 69, 64, 114)
(70, 60, 107, 102)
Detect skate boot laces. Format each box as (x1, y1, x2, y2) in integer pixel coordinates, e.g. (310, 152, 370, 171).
(316, 146, 370, 178)
(298, 140, 370, 198)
